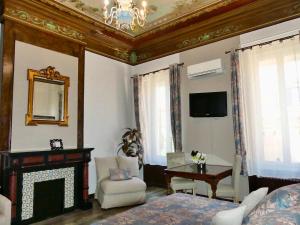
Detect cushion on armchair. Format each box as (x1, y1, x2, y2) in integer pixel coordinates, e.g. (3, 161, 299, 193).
(117, 156, 139, 177)
(109, 168, 132, 181)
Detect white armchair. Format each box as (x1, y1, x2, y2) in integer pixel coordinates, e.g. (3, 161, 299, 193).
(0, 194, 11, 225)
(95, 156, 146, 209)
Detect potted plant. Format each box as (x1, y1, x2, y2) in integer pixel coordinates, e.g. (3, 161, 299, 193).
(117, 128, 144, 169)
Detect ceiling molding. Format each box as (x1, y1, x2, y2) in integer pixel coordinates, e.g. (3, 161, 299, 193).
(2, 0, 300, 65)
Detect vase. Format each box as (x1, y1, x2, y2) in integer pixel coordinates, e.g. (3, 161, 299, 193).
(197, 163, 206, 172)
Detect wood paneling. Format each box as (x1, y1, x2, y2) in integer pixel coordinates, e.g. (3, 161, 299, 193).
(77, 46, 85, 149)
(144, 164, 167, 188)
(0, 20, 16, 151)
(48, 154, 65, 163)
(249, 176, 300, 193)
(0, 19, 85, 152)
(2, 0, 300, 65)
(22, 156, 45, 166)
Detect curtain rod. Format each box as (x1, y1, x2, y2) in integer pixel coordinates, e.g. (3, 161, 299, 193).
(225, 32, 300, 54)
(130, 63, 184, 79)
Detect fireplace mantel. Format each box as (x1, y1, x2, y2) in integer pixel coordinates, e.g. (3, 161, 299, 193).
(0, 148, 94, 224)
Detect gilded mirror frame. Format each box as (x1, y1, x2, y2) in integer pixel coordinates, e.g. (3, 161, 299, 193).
(26, 66, 70, 126)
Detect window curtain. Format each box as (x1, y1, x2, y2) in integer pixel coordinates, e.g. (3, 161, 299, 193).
(139, 70, 174, 165)
(239, 36, 300, 179)
(169, 64, 183, 152)
(231, 52, 248, 175)
(133, 76, 141, 131)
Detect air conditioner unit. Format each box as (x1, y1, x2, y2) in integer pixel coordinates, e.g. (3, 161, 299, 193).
(187, 58, 223, 79)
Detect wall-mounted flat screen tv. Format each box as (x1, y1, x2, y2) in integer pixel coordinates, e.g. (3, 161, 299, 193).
(189, 91, 227, 117)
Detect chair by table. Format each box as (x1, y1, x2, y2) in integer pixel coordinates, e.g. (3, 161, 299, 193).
(164, 164, 232, 198)
(167, 152, 197, 195)
(207, 155, 242, 202)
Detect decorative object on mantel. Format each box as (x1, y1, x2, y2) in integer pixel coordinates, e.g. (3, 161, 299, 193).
(117, 128, 143, 169)
(191, 151, 207, 170)
(26, 66, 70, 126)
(103, 0, 147, 31)
(50, 139, 64, 150)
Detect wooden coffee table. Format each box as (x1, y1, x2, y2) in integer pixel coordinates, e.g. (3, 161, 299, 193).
(164, 164, 232, 198)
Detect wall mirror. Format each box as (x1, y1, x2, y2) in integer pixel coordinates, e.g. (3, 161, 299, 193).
(26, 66, 70, 126)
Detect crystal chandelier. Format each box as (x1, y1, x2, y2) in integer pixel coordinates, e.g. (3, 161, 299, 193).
(103, 0, 147, 31)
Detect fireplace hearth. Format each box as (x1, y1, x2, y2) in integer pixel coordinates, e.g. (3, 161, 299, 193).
(33, 179, 64, 221)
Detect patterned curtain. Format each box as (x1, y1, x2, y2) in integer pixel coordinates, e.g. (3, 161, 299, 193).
(133, 76, 141, 131)
(169, 64, 183, 152)
(231, 52, 247, 175)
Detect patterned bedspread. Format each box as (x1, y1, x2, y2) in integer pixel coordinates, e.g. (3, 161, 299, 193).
(98, 193, 237, 225)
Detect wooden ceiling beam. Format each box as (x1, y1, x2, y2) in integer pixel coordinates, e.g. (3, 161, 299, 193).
(2, 0, 300, 65)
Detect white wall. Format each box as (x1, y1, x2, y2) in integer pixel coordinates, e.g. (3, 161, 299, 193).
(180, 37, 249, 199)
(84, 51, 133, 194)
(11, 41, 78, 151)
(240, 18, 300, 47)
(131, 54, 180, 75)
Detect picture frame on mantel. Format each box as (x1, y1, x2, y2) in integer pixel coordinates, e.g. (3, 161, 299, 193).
(50, 139, 64, 150)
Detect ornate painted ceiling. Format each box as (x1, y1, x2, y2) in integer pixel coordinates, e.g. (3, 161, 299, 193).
(2, 0, 300, 65)
(54, 0, 222, 36)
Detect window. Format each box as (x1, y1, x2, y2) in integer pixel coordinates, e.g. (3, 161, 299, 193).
(239, 37, 300, 178)
(139, 69, 174, 165)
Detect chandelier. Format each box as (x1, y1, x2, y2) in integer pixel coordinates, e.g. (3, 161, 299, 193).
(103, 0, 147, 31)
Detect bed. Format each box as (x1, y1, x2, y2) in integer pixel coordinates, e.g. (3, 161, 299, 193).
(98, 193, 237, 225)
(98, 183, 300, 225)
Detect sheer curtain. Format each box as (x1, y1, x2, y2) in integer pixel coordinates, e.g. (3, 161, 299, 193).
(139, 69, 174, 165)
(239, 36, 300, 179)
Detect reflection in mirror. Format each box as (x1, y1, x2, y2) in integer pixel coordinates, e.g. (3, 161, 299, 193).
(33, 79, 65, 121)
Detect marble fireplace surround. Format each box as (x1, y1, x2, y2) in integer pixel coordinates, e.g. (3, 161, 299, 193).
(21, 167, 75, 220)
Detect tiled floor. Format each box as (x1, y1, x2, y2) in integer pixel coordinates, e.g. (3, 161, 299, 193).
(33, 187, 167, 225)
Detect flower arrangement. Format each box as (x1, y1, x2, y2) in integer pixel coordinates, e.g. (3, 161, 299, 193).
(191, 151, 207, 165)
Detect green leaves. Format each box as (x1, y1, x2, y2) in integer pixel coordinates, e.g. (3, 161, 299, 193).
(117, 128, 144, 169)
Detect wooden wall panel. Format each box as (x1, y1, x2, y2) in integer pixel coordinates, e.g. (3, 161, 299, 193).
(0, 19, 85, 151)
(0, 20, 16, 151)
(249, 176, 300, 193)
(2, 0, 300, 65)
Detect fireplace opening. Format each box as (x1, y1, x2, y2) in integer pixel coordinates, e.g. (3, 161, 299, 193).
(33, 178, 65, 220)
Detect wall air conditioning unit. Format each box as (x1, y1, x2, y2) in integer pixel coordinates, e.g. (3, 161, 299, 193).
(187, 58, 223, 79)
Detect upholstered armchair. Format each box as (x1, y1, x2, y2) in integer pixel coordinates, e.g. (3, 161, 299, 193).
(0, 194, 11, 225)
(95, 156, 146, 209)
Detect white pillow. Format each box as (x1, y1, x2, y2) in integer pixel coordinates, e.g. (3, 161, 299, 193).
(117, 156, 139, 177)
(240, 187, 268, 216)
(212, 206, 246, 225)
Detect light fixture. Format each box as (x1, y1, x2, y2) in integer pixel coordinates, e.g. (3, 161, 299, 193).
(103, 0, 147, 31)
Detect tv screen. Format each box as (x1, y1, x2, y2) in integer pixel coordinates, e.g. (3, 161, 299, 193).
(189, 92, 227, 117)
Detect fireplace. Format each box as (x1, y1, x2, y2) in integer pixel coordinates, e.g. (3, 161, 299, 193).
(33, 179, 64, 221)
(0, 148, 94, 224)
(22, 167, 75, 221)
